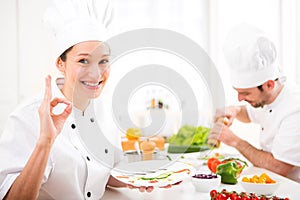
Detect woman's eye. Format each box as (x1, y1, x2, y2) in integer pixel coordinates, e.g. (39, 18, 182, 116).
(99, 59, 110, 65)
(79, 59, 88, 64)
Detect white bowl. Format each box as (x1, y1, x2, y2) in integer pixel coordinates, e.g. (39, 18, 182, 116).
(191, 174, 221, 193)
(239, 181, 280, 195)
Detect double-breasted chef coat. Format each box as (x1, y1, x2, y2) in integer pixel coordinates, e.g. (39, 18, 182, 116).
(0, 77, 122, 199)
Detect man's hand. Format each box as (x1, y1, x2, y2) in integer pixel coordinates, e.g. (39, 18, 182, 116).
(214, 106, 244, 126)
(209, 120, 241, 148)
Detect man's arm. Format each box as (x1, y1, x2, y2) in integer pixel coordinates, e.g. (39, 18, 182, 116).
(210, 122, 294, 177)
(235, 139, 294, 176)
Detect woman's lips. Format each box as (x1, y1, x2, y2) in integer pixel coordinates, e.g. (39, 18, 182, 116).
(81, 81, 103, 89)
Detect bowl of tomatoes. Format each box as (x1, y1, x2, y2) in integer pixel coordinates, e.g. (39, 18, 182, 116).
(239, 173, 279, 195)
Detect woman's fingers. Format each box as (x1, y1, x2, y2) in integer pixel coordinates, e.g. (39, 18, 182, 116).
(145, 186, 154, 192)
(39, 75, 52, 116)
(139, 186, 146, 192)
(127, 185, 154, 193)
(50, 98, 72, 119)
(50, 98, 70, 108)
(43, 75, 52, 104)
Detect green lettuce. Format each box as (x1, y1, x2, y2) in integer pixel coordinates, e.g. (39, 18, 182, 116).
(168, 125, 210, 146)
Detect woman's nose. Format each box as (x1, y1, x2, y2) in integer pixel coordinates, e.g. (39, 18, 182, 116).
(89, 64, 103, 78)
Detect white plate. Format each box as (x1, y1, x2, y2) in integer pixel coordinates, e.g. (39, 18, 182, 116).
(111, 160, 196, 187)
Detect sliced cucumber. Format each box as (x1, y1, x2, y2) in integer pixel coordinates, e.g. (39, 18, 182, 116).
(140, 172, 173, 180)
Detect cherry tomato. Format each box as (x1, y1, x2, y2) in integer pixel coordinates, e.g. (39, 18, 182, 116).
(215, 193, 227, 200)
(210, 189, 218, 199)
(241, 196, 250, 200)
(220, 189, 230, 198)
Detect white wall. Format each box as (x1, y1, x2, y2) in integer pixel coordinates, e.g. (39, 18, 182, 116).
(0, 0, 58, 134)
(0, 0, 298, 143)
(0, 0, 18, 133)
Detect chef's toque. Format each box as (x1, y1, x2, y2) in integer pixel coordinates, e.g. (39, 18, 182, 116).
(43, 0, 113, 60)
(223, 23, 281, 89)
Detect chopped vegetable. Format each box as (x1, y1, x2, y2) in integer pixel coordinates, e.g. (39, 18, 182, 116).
(140, 172, 173, 180)
(242, 173, 276, 184)
(208, 157, 248, 184)
(216, 159, 247, 184)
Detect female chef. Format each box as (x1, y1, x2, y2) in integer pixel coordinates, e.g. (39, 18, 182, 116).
(0, 0, 154, 199)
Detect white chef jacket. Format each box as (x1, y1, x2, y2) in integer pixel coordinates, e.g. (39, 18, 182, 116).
(246, 83, 300, 182)
(0, 78, 122, 199)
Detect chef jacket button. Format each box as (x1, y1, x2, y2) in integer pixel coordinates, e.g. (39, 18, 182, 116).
(269, 109, 272, 113)
(105, 148, 108, 154)
(90, 118, 95, 123)
(86, 156, 90, 161)
(87, 192, 91, 198)
(71, 124, 76, 129)
(262, 127, 264, 131)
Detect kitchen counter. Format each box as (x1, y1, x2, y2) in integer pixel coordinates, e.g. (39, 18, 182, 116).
(103, 149, 300, 200)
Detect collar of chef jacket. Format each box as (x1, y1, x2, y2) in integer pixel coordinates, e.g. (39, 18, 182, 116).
(48, 77, 119, 199)
(52, 77, 118, 167)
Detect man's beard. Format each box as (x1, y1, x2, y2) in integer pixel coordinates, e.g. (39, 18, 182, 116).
(249, 100, 266, 108)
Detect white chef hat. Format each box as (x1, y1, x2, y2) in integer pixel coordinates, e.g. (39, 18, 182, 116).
(43, 0, 113, 60)
(223, 23, 281, 88)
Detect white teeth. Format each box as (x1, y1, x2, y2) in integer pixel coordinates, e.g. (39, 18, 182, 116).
(82, 81, 101, 87)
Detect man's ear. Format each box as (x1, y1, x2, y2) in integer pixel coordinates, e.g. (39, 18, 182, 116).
(265, 80, 275, 90)
(56, 57, 65, 72)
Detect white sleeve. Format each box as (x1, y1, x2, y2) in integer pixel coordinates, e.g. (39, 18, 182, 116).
(272, 111, 300, 166)
(0, 105, 53, 198)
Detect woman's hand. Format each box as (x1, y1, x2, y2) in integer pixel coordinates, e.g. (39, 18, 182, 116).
(38, 75, 72, 145)
(127, 185, 154, 193)
(127, 180, 182, 193)
(4, 75, 73, 200)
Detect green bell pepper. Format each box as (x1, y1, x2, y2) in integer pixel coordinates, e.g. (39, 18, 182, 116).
(216, 159, 247, 184)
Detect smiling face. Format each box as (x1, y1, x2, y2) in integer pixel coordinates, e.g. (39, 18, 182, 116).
(234, 80, 275, 108)
(56, 41, 110, 110)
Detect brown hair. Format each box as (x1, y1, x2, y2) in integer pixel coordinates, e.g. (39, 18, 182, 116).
(59, 46, 73, 62)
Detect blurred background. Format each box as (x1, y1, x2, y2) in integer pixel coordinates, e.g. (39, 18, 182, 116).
(1, 0, 299, 147)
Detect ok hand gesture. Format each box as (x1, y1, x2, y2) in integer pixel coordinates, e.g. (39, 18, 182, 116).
(38, 75, 72, 145)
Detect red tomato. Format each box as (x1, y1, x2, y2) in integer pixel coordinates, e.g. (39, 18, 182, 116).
(215, 193, 227, 200)
(207, 157, 218, 171)
(211, 159, 221, 173)
(220, 189, 230, 198)
(231, 195, 241, 200)
(210, 189, 218, 199)
(241, 196, 250, 200)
